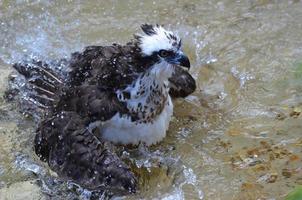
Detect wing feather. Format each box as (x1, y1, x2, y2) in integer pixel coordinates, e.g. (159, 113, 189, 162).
(55, 85, 127, 122)
(169, 67, 196, 98)
(35, 111, 137, 192)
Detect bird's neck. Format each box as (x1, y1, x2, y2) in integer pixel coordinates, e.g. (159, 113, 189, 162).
(128, 61, 173, 99)
(117, 62, 174, 122)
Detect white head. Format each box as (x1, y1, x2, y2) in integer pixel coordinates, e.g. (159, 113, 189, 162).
(137, 24, 181, 56)
(135, 24, 190, 71)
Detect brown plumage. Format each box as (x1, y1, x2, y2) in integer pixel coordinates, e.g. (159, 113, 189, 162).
(6, 24, 196, 194)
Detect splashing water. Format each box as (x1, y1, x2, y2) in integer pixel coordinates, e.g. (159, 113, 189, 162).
(1, 1, 302, 200)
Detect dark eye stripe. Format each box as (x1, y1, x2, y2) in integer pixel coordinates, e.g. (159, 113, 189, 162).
(159, 50, 174, 57)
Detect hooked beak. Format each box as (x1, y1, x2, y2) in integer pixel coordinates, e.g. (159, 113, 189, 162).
(178, 54, 190, 69)
(168, 52, 191, 69)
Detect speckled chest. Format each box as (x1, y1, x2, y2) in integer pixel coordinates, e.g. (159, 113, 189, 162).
(116, 73, 169, 124)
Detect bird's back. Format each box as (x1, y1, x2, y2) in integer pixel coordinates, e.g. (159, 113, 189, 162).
(68, 43, 148, 90)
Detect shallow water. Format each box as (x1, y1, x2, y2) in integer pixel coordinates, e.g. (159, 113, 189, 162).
(0, 0, 302, 199)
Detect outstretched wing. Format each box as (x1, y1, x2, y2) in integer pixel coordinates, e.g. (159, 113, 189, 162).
(5, 59, 69, 119)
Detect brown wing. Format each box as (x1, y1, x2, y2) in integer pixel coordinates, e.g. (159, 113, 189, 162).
(35, 111, 137, 193)
(68, 44, 145, 90)
(35, 85, 136, 193)
(169, 67, 196, 98)
(55, 85, 127, 123)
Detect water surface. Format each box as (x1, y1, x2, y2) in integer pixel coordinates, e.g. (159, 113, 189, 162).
(0, 1, 302, 199)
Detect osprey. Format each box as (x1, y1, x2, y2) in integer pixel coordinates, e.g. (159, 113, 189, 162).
(7, 24, 196, 194)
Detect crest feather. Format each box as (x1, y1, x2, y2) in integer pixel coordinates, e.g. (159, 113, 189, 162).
(137, 24, 181, 56)
(141, 24, 157, 36)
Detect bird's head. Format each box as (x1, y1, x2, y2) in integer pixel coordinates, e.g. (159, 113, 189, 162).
(136, 24, 190, 70)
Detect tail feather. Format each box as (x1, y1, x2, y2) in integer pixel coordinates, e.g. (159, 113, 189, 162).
(6, 59, 67, 118)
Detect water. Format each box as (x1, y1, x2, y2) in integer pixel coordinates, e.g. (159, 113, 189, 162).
(1, 0, 302, 199)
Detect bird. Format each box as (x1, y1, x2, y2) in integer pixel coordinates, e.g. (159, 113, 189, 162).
(6, 24, 196, 194)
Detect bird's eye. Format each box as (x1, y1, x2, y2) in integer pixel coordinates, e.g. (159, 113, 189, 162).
(159, 50, 169, 57)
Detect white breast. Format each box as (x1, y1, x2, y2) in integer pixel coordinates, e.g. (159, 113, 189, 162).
(100, 96, 173, 146)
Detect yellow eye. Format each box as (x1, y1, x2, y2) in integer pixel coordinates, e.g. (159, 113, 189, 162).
(159, 50, 169, 57)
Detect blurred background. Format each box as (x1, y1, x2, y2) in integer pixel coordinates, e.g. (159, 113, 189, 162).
(0, 0, 302, 199)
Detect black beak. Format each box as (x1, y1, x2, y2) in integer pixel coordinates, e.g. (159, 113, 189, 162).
(178, 54, 191, 69)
